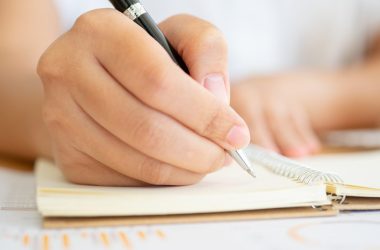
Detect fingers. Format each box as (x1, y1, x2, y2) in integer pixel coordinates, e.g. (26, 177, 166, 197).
(44, 88, 207, 186)
(74, 105, 207, 186)
(66, 52, 227, 174)
(79, 112, 207, 186)
(37, 9, 250, 186)
(43, 92, 145, 187)
(159, 15, 230, 103)
(56, 147, 145, 187)
(291, 108, 321, 154)
(231, 83, 320, 157)
(72, 9, 249, 150)
(266, 101, 321, 157)
(247, 112, 279, 153)
(231, 86, 279, 152)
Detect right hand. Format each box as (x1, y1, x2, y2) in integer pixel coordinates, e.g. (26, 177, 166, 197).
(37, 10, 250, 186)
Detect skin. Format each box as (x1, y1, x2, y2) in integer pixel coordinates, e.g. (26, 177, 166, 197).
(1, 2, 380, 186)
(37, 10, 250, 186)
(1, 3, 250, 186)
(0, 0, 59, 159)
(231, 51, 380, 157)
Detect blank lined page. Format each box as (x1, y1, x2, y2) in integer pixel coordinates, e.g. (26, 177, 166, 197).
(299, 150, 380, 189)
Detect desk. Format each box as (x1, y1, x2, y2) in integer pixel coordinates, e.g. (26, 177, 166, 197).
(1, 158, 379, 250)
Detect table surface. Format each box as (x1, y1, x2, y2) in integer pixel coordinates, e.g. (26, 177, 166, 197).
(0, 156, 379, 250)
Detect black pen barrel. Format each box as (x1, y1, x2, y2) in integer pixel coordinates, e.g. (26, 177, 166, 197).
(109, 0, 139, 12)
(109, 0, 188, 72)
(135, 13, 189, 72)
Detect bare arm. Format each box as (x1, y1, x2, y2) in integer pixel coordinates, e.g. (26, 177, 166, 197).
(308, 51, 380, 130)
(231, 33, 380, 156)
(0, 0, 60, 159)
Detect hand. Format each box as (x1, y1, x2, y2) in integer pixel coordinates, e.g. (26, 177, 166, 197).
(231, 74, 322, 157)
(37, 10, 250, 186)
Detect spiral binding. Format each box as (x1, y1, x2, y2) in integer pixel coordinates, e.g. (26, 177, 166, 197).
(246, 145, 344, 185)
(328, 194, 347, 205)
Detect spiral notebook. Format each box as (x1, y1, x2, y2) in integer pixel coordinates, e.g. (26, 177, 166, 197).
(247, 146, 380, 198)
(36, 146, 380, 219)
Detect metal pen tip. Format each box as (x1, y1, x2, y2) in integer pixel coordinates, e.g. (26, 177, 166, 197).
(228, 149, 256, 178)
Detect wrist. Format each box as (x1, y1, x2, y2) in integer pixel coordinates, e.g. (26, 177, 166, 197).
(320, 66, 380, 129)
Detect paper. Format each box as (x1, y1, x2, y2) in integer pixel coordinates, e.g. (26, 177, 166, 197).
(36, 159, 328, 217)
(0, 159, 379, 250)
(300, 150, 380, 193)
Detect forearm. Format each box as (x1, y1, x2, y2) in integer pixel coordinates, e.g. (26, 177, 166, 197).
(232, 52, 380, 135)
(0, 0, 60, 159)
(276, 59, 380, 132)
(0, 70, 52, 159)
(318, 57, 380, 130)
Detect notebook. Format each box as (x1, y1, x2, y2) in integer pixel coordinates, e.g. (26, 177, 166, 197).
(247, 146, 380, 198)
(36, 157, 329, 217)
(36, 146, 380, 218)
(299, 151, 380, 197)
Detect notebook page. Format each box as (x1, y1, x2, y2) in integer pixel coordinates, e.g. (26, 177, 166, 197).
(36, 159, 328, 216)
(299, 150, 380, 190)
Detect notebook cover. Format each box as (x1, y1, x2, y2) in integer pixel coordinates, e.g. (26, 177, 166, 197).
(333, 197, 380, 211)
(43, 206, 337, 229)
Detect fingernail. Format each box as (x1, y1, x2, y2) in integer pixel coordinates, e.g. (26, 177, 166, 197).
(203, 74, 228, 103)
(226, 125, 251, 148)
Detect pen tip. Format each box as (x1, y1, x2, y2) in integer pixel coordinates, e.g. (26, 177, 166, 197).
(247, 168, 256, 178)
(242, 161, 256, 178)
(228, 149, 256, 178)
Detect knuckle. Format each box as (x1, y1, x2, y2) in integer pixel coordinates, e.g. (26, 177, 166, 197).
(131, 116, 166, 152)
(143, 64, 172, 102)
(41, 102, 74, 139)
(138, 158, 171, 185)
(72, 9, 107, 35)
(201, 26, 226, 47)
(72, 9, 122, 39)
(37, 49, 64, 84)
(201, 104, 227, 138)
(39, 11, 116, 84)
(192, 25, 227, 55)
(168, 14, 227, 54)
(37, 36, 77, 86)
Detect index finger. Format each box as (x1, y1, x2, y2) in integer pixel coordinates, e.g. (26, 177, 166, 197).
(75, 9, 250, 150)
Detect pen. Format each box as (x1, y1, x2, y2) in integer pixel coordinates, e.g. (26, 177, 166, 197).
(109, 0, 256, 178)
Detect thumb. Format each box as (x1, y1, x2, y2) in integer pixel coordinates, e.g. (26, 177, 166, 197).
(159, 14, 230, 104)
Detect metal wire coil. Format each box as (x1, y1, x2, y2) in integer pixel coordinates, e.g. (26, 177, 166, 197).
(246, 145, 344, 185)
